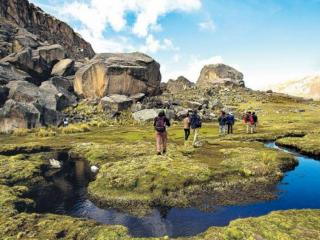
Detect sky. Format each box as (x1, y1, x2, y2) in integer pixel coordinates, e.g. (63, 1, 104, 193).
(30, 0, 320, 89)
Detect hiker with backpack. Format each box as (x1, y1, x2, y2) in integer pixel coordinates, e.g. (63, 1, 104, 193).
(190, 110, 202, 147)
(243, 111, 252, 134)
(226, 112, 235, 134)
(154, 110, 171, 155)
(218, 111, 227, 134)
(183, 112, 191, 141)
(252, 112, 258, 133)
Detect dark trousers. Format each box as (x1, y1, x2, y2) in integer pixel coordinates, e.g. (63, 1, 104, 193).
(184, 129, 190, 140)
(227, 124, 233, 134)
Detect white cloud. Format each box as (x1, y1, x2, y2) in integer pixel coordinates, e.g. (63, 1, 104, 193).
(162, 55, 225, 82)
(60, 0, 201, 37)
(77, 28, 135, 53)
(139, 34, 177, 53)
(199, 19, 216, 31)
(57, 0, 201, 53)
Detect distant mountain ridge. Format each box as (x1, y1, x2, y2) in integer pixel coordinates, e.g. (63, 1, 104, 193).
(271, 75, 320, 100)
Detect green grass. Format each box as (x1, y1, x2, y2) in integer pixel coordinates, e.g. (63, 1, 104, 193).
(0, 87, 320, 238)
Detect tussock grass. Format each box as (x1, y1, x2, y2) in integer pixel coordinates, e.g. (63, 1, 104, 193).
(61, 123, 91, 134)
(12, 128, 30, 136)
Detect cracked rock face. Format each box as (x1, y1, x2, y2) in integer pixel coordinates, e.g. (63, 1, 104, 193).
(74, 52, 161, 99)
(0, 0, 95, 60)
(197, 63, 245, 87)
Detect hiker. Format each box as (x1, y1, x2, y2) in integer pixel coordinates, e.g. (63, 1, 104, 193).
(243, 111, 252, 133)
(226, 112, 235, 134)
(190, 110, 202, 146)
(252, 112, 258, 133)
(183, 112, 191, 141)
(218, 111, 227, 134)
(63, 117, 69, 127)
(154, 110, 171, 155)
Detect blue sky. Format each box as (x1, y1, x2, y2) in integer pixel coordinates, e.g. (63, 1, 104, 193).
(30, 0, 320, 89)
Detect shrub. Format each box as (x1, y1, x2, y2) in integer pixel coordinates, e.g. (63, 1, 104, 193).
(12, 128, 30, 136)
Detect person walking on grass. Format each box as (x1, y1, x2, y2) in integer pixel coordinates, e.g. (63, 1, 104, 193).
(243, 111, 251, 134)
(190, 110, 202, 147)
(218, 111, 227, 134)
(154, 110, 171, 155)
(226, 112, 235, 134)
(183, 112, 191, 142)
(252, 112, 258, 133)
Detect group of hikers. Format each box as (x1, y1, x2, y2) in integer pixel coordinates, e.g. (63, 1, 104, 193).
(153, 110, 258, 155)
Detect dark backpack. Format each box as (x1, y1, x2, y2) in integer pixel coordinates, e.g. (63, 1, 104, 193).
(253, 115, 258, 123)
(191, 115, 202, 129)
(245, 114, 250, 122)
(155, 117, 166, 132)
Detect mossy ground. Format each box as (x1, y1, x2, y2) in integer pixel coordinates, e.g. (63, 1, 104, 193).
(0, 89, 320, 239)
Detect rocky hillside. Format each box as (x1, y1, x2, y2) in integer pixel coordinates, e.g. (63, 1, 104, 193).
(0, 0, 163, 133)
(0, 0, 95, 59)
(271, 75, 320, 100)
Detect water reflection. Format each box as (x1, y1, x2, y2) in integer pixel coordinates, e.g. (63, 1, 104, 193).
(45, 143, 320, 238)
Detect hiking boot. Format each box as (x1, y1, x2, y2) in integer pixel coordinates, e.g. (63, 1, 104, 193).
(157, 152, 162, 155)
(162, 150, 167, 155)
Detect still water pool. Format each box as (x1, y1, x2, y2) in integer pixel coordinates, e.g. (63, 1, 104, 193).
(43, 142, 320, 238)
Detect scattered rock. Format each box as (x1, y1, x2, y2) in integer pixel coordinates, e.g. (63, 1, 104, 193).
(176, 109, 192, 120)
(130, 93, 146, 103)
(187, 101, 202, 110)
(132, 109, 175, 121)
(166, 76, 195, 93)
(51, 58, 75, 77)
(0, 62, 31, 84)
(100, 94, 133, 112)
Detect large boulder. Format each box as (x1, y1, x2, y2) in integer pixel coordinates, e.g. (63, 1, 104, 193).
(1, 44, 65, 83)
(7, 79, 76, 112)
(100, 94, 133, 112)
(5, 80, 66, 126)
(197, 63, 245, 87)
(6, 80, 43, 103)
(0, 62, 31, 84)
(166, 76, 195, 93)
(0, 99, 40, 132)
(132, 109, 175, 122)
(40, 79, 77, 111)
(74, 52, 161, 99)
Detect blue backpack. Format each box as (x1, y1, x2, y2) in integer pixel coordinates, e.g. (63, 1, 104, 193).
(191, 115, 202, 129)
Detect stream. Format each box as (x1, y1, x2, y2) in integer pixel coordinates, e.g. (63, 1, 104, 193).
(39, 142, 320, 238)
